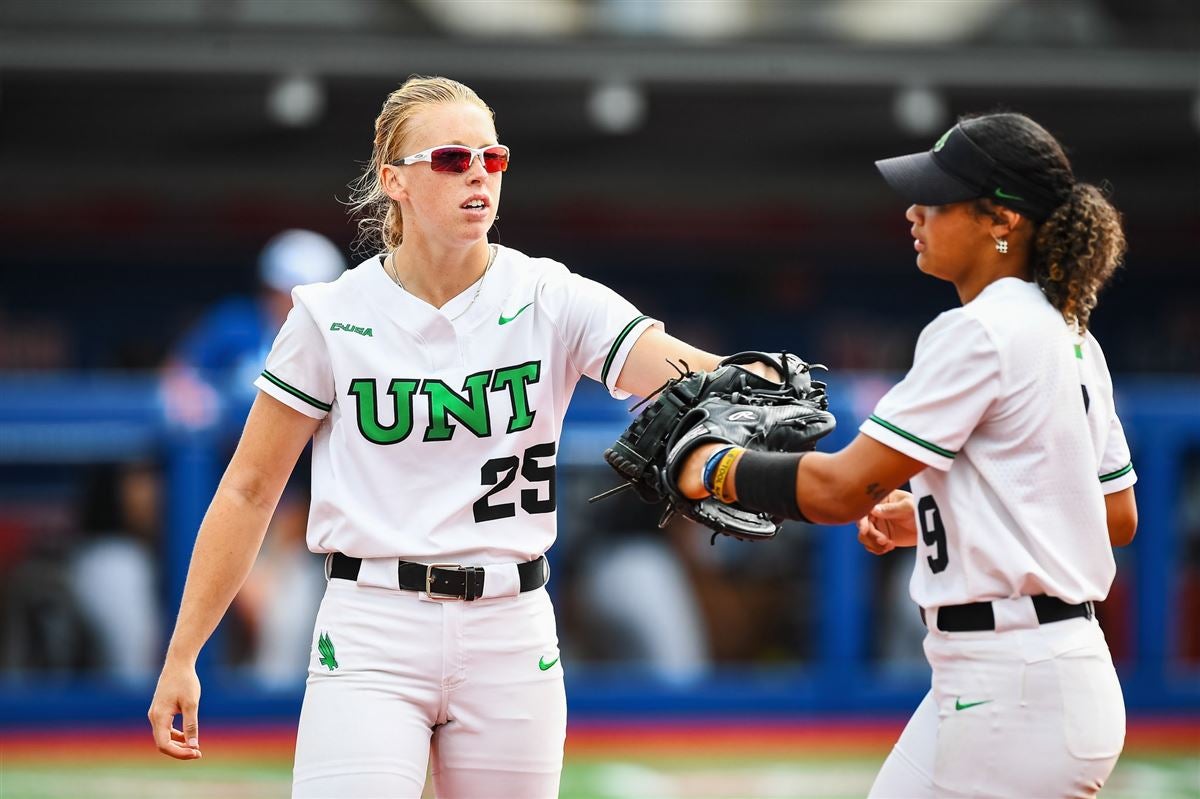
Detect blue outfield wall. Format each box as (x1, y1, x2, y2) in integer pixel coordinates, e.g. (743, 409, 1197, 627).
(0, 372, 1198, 726)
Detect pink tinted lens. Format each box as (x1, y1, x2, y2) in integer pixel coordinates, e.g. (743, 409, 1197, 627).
(481, 147, 509, 173)
(428, 146, 509, 174)
(429, 147, 474, 173)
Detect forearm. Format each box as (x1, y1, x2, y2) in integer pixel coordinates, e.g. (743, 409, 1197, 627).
(721, 450, 874, 524)
(683, 435, 923, 526)
(616, 327, 722, 398)
(1105, 487, 1137, 547)
(787, 451, 881, 525)
(164, 479, 279, 665)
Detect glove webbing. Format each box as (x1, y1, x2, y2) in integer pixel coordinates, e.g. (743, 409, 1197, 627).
(607, 380, 697, 480)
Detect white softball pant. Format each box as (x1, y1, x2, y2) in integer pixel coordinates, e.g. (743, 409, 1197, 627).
(869, 616, 1125, 798)
(292, 575, 566, 798)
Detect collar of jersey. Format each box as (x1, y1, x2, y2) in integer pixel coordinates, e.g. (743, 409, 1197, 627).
(366, 245, 509, 332)
(970, 276, 1038, 305)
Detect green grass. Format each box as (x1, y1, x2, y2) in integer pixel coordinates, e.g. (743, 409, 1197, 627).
(2, 753, 1197, 799)
(1, 762, 291, 799)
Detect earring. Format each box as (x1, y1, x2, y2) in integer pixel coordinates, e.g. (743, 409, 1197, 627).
(994, 237, 1009, 254)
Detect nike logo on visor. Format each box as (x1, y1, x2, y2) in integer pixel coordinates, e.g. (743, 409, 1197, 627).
(499, 302, 534, 325)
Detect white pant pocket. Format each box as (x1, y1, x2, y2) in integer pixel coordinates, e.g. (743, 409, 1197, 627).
(1054, 648, 1126, 760)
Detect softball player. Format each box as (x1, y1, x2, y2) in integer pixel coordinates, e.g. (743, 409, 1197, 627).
(676, 112, 1136, 797)
(148, 76, 729, 798)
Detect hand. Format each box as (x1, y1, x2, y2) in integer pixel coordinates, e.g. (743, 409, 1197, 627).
(148, 657, 203, 760)
(739, 360, 782, 382)
(856, 490, 917, 555)
(601, 351, 833, 543)
(678, 442, 726, 501)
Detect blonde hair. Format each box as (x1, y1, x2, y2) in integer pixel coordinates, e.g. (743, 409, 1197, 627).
(347, 76, 495, 253)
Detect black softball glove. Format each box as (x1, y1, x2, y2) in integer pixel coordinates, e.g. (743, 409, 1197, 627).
(593, 351, 836, 542)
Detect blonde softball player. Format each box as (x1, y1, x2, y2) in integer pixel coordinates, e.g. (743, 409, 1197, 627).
(147, 76, 734, 798)
(676, 112, 1136, 798)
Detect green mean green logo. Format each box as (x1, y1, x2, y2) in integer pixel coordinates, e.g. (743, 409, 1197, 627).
(993, 187, 1025, 202)
(330, 322, 374, 337)
(932, 128, 953, 153)
(317, 632, 338, 671)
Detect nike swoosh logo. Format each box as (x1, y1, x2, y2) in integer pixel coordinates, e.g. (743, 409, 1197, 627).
(498, 302, 534, 325)
(955, 698, 992, 711)
(994, 188, 1025, 201)
(538, 655, 559, 671)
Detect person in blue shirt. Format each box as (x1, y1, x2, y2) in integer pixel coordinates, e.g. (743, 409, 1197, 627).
(165, 229, 346, 429)
(162, 229, 346, 686)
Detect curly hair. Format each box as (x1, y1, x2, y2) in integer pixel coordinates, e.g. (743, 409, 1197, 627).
(347, 76, 495, 254)
(962, 112, 1126, 332)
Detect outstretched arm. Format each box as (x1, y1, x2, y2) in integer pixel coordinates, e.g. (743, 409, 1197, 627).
(678, 433, 926, 525)
(616, 326, 792, 398)
(148, 393, 319, 759)
(615, 327, 722, 398)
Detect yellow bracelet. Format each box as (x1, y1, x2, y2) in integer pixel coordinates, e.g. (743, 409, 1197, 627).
(710, 447, 743, 504)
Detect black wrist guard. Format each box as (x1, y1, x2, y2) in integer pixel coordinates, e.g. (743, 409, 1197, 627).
(733, 450, 810, 522)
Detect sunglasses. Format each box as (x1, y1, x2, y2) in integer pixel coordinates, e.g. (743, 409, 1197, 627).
(393, 144, 510, 174)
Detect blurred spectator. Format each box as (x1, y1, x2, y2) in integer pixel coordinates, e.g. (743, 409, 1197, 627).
(562, 464, 820, 674)
(231, 486, 326, 688)
(0, 308, 72, 369)
(162, 229, 345, 685)
(680, 517, 815, 664)
(873, 550, 927, 669)
(561, 465, 711, 681)
(162, 229, 346, 430)
(67, 461, 163, 683)
(0, 524, 97, 676)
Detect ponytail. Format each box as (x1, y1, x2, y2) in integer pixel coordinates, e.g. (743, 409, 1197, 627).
(959, 113, 1128, 332)
(1032, 183, 1126, 332)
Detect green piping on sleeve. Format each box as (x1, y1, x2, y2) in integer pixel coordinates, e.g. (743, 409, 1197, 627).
(601, 315, 649, 387)
(868, 415, 957, 459)
(1099, 462, 1134, 483)
(260, 370, 332, 412)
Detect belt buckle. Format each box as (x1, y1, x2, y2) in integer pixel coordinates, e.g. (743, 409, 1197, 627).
(425, 563, 464, 600)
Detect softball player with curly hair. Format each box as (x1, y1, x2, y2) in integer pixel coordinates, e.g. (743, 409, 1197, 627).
(147, 75, 733, 798)
(677, 112, 1136, 797)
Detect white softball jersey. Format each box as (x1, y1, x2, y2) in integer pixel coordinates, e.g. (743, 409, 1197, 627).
(253, 244, 658, 564)
(860, 277, 1136, 609)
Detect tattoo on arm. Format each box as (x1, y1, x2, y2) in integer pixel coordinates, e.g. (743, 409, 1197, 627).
(865, 482, 888, 503)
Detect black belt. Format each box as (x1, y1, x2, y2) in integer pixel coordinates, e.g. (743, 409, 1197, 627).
(923, 596, 1094, 632)
(329, 552, 547, 601)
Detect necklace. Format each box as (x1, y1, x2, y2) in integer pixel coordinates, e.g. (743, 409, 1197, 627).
(386, 244, 496, 322)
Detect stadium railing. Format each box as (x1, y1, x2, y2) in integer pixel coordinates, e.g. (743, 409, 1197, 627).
(0, 373, 1196, 724)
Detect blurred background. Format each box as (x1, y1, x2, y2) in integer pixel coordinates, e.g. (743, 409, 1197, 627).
(1, 0, 1197, 797)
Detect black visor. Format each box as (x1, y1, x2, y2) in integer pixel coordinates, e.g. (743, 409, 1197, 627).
(875, 125, 1059, 221)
